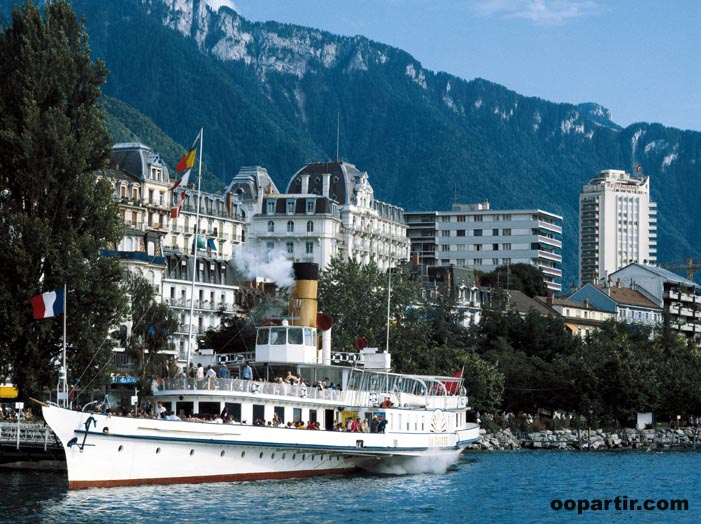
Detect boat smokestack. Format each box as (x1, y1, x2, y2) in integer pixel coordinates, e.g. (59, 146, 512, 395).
(317, 313, 334, 365)
(291, 262, 319, 328)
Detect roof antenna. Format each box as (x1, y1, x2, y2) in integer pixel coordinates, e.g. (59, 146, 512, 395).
(336, 112, 340, 162)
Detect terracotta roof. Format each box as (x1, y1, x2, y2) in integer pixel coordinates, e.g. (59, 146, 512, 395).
(536, 296, 602, 312)
(593, 285, 660, 309)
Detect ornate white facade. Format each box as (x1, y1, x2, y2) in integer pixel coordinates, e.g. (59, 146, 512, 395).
(105, 143, 248, 359)
(249, 161, 409, 271)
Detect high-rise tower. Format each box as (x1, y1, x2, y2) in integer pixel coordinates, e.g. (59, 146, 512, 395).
(579, 169, 657, 285)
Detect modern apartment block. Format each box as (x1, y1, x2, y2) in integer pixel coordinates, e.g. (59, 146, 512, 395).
(405, 200, 563, 293)
(579, 169, 657, 285)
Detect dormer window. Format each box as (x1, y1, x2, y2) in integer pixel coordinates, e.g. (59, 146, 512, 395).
(306, 199, 315, 214)
(266, 200, 276, 215)
(286, 199, 295, 215)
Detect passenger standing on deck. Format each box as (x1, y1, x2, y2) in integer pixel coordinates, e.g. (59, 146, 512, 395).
(242, 361, 253, 381)
(205, 365, 217, 389)
(195, 363, 205, 389)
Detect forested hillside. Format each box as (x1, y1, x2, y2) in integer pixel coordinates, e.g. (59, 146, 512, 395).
(6, 0, 700, 285)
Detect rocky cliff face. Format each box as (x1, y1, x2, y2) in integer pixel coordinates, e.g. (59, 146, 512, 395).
(13, 0, 698, 283)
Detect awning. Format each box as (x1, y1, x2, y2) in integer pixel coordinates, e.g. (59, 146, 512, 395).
(564, 323, 580, 333)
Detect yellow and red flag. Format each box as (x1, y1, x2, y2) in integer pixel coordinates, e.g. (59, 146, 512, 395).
(170, 130, 201, 190)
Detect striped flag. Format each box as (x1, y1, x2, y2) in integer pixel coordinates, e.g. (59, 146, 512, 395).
(175, 131, 201, 173)
(31, 288, 65, 319)
(170, 130, 201, 190)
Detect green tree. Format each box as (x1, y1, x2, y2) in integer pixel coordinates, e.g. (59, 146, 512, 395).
(126, 274, 178, 393)
(0, 1, 125, 398)
(479, 263, 548, 298)
(553, 321, 661, 426)
(462, 352, 504, 413)
(202, 315, 257, 356)
(317, 257, 420, 352)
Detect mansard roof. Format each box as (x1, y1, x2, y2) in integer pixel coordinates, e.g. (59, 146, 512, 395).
(286, 161, 365, 205)
(110, 143, 156, 180)
(227, 166, 279, 202)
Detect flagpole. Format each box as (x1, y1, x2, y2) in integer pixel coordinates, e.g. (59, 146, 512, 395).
(62, 283, 67, 407)
(186, 128, 203, 370)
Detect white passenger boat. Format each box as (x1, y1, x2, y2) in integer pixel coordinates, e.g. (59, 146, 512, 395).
(42, 262, 480, 489)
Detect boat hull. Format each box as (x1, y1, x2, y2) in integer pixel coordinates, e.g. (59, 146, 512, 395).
(43, 405, 479, 489)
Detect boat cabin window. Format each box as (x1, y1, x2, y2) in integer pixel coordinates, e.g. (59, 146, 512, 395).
(304, 328, 314, 346)
(225, 402, 241, 422)
(176, 401, 193, 418)
(270, 327, 287, 345)
(288, 327, 303, 344)
(199, 402, 220, 417)
(252, 404, 265, 423)
(257, 328, 269, 345)
(293, 408, 302, 423)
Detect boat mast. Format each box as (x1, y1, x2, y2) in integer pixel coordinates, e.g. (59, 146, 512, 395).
(61, 283, 67, 407)
(385, 268, 391, 354)
(185, 128, 204, 368)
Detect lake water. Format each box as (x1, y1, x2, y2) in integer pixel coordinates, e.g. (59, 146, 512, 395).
(1, 450, 699, 523)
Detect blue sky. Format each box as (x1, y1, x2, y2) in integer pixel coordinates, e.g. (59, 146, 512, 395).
(208, 0, 700, 131)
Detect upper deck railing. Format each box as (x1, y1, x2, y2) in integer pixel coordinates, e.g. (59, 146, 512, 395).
(153, 374, 468, 411)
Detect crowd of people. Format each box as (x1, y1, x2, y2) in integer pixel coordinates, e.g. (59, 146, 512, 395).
(151, 361, 345, 396)
(0, 405, 34, 420)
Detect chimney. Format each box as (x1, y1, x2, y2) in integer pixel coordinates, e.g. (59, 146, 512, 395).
(546, 293, 553, 306)
(583, 298, 589, 308)
(225, 192, 233, 217)
(290, 262, 319, 329)
(616, 278, 622, 288)
(300, 173, 310, 194)
(322, 173, 331, 197)
(411, 253, 420, 271)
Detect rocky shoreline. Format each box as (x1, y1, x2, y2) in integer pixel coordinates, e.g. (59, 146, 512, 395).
(465, 427, 701, 451)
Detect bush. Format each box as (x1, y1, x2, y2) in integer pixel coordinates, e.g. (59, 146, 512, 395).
(481, 417, 500, 434)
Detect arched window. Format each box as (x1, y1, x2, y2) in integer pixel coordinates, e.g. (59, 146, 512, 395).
(287, 220, 294, 232)
(307, 220, 314, 233)
(267, 220, 275, 232)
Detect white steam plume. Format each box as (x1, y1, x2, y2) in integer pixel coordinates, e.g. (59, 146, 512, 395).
(233, 245, 295, 289)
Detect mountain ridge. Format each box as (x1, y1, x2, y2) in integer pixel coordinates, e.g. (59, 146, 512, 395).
(4, 0, 700, 285)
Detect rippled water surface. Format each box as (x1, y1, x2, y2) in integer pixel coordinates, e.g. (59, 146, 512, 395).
(1, 451, 699, 523)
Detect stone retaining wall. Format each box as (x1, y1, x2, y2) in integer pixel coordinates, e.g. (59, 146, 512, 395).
(465, 427, 701, 451)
